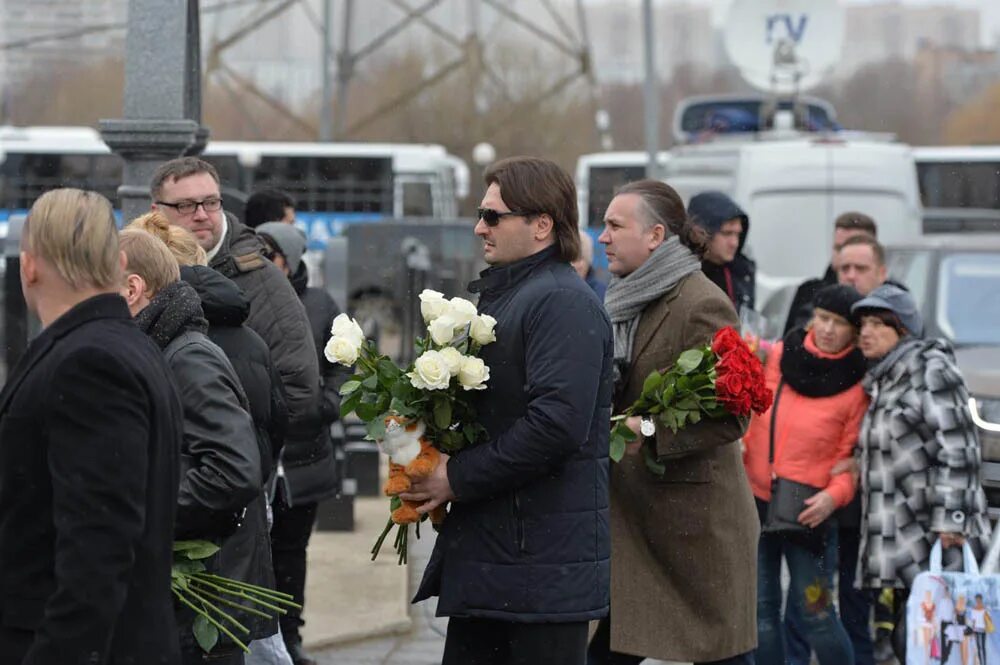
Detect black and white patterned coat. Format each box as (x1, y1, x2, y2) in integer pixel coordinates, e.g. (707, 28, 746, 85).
(858, 337, 991, 590)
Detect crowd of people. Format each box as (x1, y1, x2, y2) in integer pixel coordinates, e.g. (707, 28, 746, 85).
(0, 154, 990, 665)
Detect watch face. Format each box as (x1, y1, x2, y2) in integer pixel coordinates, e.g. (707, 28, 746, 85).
(640, 418, 656, 437)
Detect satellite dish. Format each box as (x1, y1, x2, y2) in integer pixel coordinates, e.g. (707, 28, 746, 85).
(724, 0, 845, 94)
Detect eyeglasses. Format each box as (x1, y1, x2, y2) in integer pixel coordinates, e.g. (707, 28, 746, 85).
(476, 207, 537, 227)
(155, 197, 223, 216)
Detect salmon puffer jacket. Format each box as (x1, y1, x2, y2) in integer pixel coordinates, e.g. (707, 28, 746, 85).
(743, 329, 869, 508)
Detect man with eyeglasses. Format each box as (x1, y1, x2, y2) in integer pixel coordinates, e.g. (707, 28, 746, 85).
(405, 156, 613, 665)
(151, 157, 326, 665)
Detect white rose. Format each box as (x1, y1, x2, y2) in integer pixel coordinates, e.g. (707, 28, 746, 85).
(470, 314, 497, 345)
(439, 347, 464, 376)
(458, 356, 490, 391)
(329, 313, 365, 348)
(419, 289, 450, 323)
(448, 297, 479, 327)
(428, 315, 458, 346)
(324, 336, 360, 366)
(409, 350, 452, 391)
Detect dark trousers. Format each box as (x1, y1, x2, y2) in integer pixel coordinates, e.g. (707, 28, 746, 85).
(785, 526, 875, 665)
(587, 617, 755, 665)
(442, 617, 588, 665)
(270, 496, 318, 647)
(0, 626, 32, 664)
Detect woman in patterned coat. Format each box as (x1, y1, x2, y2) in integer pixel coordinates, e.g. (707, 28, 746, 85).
(851, 284, 991, 660)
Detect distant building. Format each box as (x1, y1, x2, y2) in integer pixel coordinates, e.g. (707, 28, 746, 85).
(835, 3, 980, 78)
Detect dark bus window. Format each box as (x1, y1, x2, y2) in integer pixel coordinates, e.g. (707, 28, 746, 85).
(202, 155, 244, 192)
(918, 162, 1000, 209)
(588, 165, 645, 228)
(402, 181, 433, 216)
(679, 100, 836, 134)
(91, 154, 124, 204)
(0, 152, 124, 209)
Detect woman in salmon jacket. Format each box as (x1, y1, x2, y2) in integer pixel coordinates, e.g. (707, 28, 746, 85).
(743, 284, 869, 665)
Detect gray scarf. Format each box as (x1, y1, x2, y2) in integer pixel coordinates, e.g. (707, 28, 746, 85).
(605, 236, 701, 384)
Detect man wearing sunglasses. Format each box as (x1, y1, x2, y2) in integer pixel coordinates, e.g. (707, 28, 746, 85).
(151, 157, 325, 665)
(406, 156, 614, 665)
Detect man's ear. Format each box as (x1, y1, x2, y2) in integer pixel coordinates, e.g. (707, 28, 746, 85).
(534, 214, 554, 242)
(19, 250, 37, 286)
(123, 273, 146, 307)
(647, 223, 666, 249)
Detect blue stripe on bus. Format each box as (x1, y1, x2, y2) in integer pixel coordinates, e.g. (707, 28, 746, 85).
(0, 209, 387, 251)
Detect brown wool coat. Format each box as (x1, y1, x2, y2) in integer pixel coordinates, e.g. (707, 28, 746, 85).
(609, 271, 759, 663)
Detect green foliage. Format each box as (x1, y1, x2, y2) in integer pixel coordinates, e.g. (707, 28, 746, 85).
(608, 341, 723, 477)
(172, 540, 301, 654)
(193, 614, 219, 653)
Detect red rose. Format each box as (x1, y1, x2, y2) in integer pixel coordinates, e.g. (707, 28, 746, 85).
(712, 327, 744, 356)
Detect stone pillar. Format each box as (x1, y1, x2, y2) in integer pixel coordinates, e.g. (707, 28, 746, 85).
(100, 0, 206, 222)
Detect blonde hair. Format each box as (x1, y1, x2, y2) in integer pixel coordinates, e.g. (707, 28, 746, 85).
(126, 211, 207, 266)
(119, 229, 181, 296)
(24, 188, 121, 289)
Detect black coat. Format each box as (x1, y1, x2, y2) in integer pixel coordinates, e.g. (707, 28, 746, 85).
(276, 263, 343, 505)
(0, 294, 181, 664)
(210, 215, 323, 496)
(413, 247, 614, 622)
(783, 265, 837, 336)
(688, 191, 756, 312)
(137, 282, 274, 643)
(181, 265, 288, 477)
(291, 262, 347, 426)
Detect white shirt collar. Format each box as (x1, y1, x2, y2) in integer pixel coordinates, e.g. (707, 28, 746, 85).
(206, 215, 228, 262)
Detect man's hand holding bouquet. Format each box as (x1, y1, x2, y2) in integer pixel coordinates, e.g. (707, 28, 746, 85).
(610, 326, 772, 474)
(325, 289, 496, 563)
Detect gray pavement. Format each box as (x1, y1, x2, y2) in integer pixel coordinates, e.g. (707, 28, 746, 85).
(313, 512, 447, 664)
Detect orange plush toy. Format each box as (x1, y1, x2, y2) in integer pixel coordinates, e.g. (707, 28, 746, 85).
(379, 416, 448, 525)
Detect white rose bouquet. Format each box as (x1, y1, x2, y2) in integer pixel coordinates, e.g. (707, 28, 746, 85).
(324, 289, 497, 563)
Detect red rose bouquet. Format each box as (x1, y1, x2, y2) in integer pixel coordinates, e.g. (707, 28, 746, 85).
(610, 326, 772, 475)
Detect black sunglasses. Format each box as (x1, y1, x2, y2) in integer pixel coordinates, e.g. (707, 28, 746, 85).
(476, 207, 537, 227)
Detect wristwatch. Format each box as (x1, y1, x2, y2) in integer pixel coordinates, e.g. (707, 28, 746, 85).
(640, 416, 656, 437)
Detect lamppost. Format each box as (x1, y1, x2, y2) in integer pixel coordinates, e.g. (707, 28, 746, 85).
(99, 0, 207, 222)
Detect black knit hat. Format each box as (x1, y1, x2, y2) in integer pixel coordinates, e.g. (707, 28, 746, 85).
(813, 284, 863, 323)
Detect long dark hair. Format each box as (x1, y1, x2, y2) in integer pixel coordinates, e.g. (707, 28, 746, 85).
(615, 179, 708, 258)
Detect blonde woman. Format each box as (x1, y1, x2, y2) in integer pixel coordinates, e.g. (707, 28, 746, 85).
(120, 229, 264, 665)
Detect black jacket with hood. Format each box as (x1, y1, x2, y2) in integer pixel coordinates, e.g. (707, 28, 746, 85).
(180, 264, 288, 479)
(211, 214, 329, 505)
(135, 280, 277, 644)
(687, 191, 756, 313)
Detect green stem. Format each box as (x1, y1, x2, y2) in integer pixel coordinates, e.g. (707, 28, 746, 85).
(172, 588, 251, 654)
(188, 576, 292, 613)
(184, 586, 251, 634)
(371, 517, 395, 561)
(192, 573, 299, 603)
(187, 583, 276, 619)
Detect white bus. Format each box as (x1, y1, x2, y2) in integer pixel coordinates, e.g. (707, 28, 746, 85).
(665, 135, 923, 299)
(0, 126, 468, 248)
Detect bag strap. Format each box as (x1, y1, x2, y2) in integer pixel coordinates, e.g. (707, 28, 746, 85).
(929, 539, 980, 575)
(768, 379, 786, 466)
